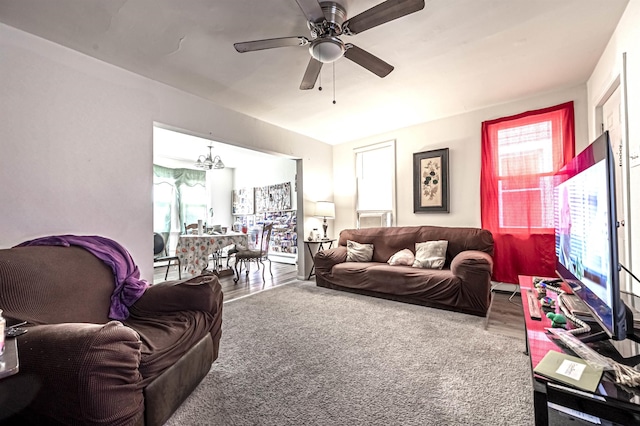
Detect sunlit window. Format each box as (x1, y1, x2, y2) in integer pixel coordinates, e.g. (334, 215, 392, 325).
(355, 141, 395, 226)
(153, 165, 206, 233)
(497, 122, 555, 229)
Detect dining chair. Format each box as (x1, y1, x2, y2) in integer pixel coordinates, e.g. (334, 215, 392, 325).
(153, 232, 181, 280)
(184, 222, 200, 234)
(233, 223, 273, 283)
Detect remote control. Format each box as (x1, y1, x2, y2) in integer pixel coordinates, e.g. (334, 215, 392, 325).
(527, 289, 542, 320)
(5, 327, 27, 338)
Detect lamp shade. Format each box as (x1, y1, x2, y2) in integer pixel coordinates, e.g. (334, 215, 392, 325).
(309, 38, 344, 63)
(315, 201, 335, 219)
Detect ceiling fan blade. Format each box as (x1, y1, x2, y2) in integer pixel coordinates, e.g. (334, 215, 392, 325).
(234, 36, 309, 53)
(344, 0, 425, 34)
(344, 44, 394, 77)
(294, 0, 326, 23)
(300, 57, 323, 90)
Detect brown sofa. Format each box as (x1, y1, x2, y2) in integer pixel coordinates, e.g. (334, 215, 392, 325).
(314, 226, 494, 316)
(0, 242, 223, 425)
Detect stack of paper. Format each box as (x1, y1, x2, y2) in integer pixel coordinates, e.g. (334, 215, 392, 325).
(534, 350, 604, 393)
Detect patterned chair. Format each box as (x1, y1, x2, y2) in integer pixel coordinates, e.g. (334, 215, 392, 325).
(233, 223, 273, 283)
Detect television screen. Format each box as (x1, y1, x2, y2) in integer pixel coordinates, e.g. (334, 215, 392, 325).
(554, 131, 626, 340)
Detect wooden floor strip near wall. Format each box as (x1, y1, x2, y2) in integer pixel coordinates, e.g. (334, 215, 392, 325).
(154, 259, 299, 302)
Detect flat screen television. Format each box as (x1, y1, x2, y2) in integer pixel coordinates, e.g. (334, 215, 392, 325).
(554, 131, 629, 342)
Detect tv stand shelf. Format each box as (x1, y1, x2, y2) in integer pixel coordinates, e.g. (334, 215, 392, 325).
(519, 275, 640, 425)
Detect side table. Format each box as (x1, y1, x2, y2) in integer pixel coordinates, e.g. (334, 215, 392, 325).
(0, 338, 19, 379)
(304, 239, 336, 280)
(1, 337, 40, 422)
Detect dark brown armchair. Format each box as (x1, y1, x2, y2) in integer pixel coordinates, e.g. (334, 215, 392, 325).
(0, 238, 223, 426)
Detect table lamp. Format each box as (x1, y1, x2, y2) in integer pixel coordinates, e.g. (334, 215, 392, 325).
(314, 201, 335, 239)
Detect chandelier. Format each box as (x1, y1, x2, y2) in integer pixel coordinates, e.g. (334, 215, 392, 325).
(194, 144, 224, 170)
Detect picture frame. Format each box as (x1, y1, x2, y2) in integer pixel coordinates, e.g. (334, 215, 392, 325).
(232, 187, 254, 214)
(413, 148, 449, 213)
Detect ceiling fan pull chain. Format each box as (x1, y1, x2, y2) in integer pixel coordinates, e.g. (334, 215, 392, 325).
(318, 68, 323, 91)
(332, 62, 336, 105)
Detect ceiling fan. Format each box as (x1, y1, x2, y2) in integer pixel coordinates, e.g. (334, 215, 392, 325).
(234, 0, 425, 90)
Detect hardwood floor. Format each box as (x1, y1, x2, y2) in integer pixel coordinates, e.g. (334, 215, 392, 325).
(154, 259, 526, 340)
(153, 257, 299, 301)
(486, 289, 526, 341)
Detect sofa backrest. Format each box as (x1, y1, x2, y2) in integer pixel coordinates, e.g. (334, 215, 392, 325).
(0, 246, 114, 325)
(338, 226, 494, 265)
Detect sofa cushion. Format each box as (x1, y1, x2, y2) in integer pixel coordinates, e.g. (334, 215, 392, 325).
(346, 240, 374, 262)
(126, 274, 222, 385)
(388, 249, 415, 266)
(132, 274, 221, 314)
(125, 310, 215, 386)
(413, 240, 448, 269)
(331, 262, 459, 298)
(0, 246, 114, 325)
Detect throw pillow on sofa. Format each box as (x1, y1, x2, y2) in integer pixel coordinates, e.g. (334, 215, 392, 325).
(387, 248, 415, 266)
(413, 240, 448, 269)
(346, 240, 374, 262)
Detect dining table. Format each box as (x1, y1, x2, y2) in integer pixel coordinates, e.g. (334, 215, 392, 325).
(176, 232, 249, 276)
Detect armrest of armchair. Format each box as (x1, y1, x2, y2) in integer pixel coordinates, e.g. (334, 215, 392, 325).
(16, 321, 144, 425)
(314, 246, 347, 276)
(130, 273, 223, 316)
(450, 250, 493, 285)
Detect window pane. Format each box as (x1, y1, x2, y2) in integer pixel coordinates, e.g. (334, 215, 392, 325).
(356, 145, 393, 211)
(498, 122, 554, 176)
(497, 121, 555, 229)
(179, 184, 207, 225)
(153, 182, 174, 232)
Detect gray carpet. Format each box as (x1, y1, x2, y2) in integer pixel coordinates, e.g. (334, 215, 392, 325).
(165, 281, 534, 425)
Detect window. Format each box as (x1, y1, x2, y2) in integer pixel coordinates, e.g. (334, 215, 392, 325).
(178, 184, 207, 228)
(496, 122, 556, 230)
(355, 141, 395, 227)
(153, 179, 176, 232)
(153, 165, 206, 234)
(481, 102, 575, 283)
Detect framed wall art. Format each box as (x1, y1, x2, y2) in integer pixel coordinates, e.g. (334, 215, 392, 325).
(232, 187, 254, 214)
(413, 148, 449, 213)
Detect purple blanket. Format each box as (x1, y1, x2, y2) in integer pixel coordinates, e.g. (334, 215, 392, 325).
(16, 235, 149, 321)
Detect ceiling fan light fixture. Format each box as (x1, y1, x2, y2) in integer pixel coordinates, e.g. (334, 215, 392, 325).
(310, 38, 344, 63)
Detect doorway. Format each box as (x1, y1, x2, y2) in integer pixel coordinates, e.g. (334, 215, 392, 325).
(152, 124, 303, 281)
(598, 81, 632, 293)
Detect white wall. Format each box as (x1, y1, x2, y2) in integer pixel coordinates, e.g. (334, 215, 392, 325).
(208, 168, 234, 229)
(333, 86, 589, 234)
(232, 158, 298, 211)
(587, 1, 640, 293)
(0, 23, 332, 281)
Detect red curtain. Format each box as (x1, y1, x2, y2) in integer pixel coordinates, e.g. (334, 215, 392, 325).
(481, 101, 575, 283)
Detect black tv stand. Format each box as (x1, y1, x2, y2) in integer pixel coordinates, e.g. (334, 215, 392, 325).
(520, 275, 640, 425)
(560, 303, 640, 364)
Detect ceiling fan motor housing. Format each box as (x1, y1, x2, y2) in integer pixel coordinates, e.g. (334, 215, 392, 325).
(319, 1, 347, 30)
(309, 2, 348, 63)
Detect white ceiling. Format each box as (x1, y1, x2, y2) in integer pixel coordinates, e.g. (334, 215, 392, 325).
(153, 126, 293, 169)
(0, 0, 629, 145)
